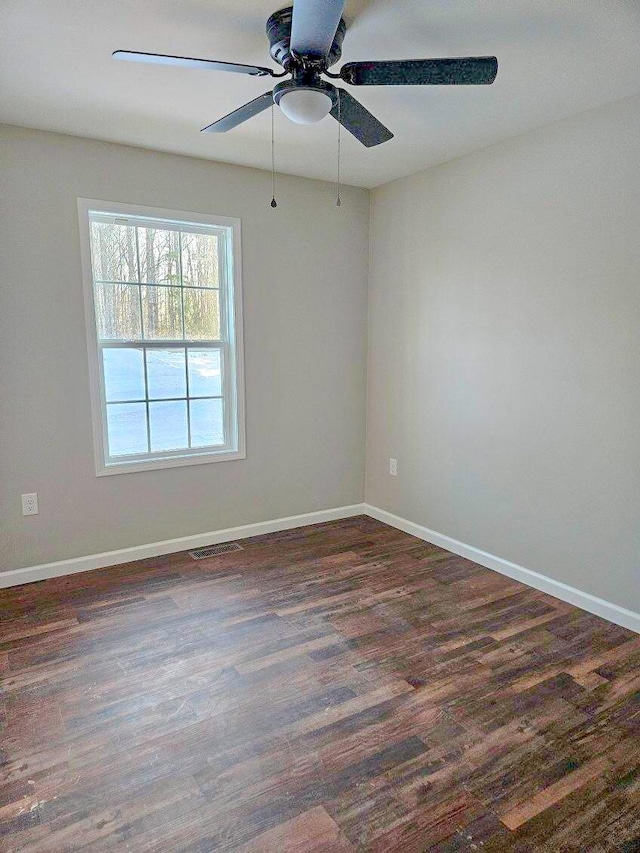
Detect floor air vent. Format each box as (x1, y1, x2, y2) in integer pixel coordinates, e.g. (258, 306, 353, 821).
(188, 542, 244, 560)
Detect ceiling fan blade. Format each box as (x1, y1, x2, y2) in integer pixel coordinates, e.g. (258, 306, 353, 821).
(201, 91, 274, 133)
(113, 50, 277, 77)
(330, 89, 393, 148)
(340, 56, 498, 86)
(290, 0, 346, 58)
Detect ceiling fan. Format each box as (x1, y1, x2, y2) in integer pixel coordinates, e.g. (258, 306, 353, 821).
(113, 0, 498, 148)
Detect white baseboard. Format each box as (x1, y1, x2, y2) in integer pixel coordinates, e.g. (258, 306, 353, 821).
(364, 504, 640, 635)
(0, 504, 366, 590)
(4, 501, 638, 636)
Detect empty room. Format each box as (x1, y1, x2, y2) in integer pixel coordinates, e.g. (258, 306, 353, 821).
(1, 0, 639, 850)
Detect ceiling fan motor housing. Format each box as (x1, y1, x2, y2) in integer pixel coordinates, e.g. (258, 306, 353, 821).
(266, 6, 346, 70)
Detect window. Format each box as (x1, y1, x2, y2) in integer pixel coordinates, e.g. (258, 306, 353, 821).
(78, 200, 245, 474)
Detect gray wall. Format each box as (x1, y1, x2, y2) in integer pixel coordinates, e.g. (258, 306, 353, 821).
(4, 96, 639, 613)
(0, 125, 369, 570)
(366, 95, 640, 612)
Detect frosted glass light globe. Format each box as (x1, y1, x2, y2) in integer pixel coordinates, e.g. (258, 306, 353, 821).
(279, 89, 333, 124)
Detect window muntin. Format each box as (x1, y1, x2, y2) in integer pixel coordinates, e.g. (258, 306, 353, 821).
(80, 202, 244, 474)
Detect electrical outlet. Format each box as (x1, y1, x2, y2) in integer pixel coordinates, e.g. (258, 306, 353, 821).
(21, 493, 38, 516)
(389, 458, 398, 477)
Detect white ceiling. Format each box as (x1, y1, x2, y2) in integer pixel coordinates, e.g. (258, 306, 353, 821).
(2, 0, 640, 188)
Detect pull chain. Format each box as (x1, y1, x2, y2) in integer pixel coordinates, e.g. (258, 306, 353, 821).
(270, 104, 277, 208)
(336, 91, 342, 207)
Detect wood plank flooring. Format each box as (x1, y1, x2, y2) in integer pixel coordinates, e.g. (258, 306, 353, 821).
(1, 516, 638, 851)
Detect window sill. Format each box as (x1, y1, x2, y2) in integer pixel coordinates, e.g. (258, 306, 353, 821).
(96, 447, 246, 476)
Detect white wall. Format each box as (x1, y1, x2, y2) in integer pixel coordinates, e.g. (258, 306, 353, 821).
(367, 95, 640, 613)
(0, 125, 369, 571)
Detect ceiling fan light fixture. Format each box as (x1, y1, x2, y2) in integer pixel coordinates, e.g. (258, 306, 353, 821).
(278, 88, 333, 124)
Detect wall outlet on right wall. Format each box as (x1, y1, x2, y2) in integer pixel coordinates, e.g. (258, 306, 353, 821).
(389, 458, 398, 477)
(21, 493, 39, 516)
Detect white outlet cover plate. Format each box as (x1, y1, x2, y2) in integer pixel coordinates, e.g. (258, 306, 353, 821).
(21, 493, 39, 516)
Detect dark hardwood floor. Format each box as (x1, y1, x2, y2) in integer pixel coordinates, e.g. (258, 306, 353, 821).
(1, 516, 638, 851)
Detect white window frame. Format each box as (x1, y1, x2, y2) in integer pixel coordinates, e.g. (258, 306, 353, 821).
(78, 199, 246, 476)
